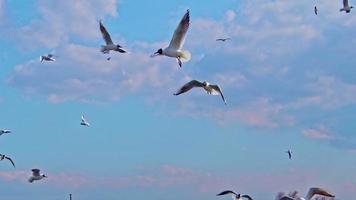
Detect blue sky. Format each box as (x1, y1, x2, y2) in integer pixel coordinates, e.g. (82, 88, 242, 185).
(0, 0, 356, 199)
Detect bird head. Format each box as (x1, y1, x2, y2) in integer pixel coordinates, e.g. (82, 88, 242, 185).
(151, 48, 163, 57)
(202, 81, 209, 87)
(351, 6, 354, 9)
(42, 174, 47, 178)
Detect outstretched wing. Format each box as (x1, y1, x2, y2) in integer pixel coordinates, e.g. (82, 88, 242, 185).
(99, 20, 113, 45)
(241, 195, 253, 200)
(210, 85, 227, 104)
(344, 0, 349, 7)
(174, 80, 204, 96)
(32, 169, 40, 176)
(217, 191, 237, 196)
(306, 188, 335, 200)
(279, 197, 294, 200)
(168, 9, 190, 50)
(5, 156, 15, 168)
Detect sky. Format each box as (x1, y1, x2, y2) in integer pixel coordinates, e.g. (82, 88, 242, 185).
(0, 0, 356, 199)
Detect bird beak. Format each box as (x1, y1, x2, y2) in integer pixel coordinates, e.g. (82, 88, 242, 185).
(150, 51, 160, 57)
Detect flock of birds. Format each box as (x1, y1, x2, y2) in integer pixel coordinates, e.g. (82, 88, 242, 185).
(1, 0, 354, 199)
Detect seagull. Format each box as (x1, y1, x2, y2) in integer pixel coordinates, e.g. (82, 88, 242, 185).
(340, 0, 353, 13)
(99, 20, 126, 54)
(40, 54, 56, 62)
(174, 80, 226, 104)
(286, 149, 292, 160)
(216, 38, 231, 42)
(276, 187, 335, 200)
(151, 9, 191, 68)
(80, 115, 90, 127)
(0, 154, 15, 168)
(314, 6, 318, 15)
(217, 190, 253, 200)
(0, 129, 11, 136)
(28, 169, 47, 183)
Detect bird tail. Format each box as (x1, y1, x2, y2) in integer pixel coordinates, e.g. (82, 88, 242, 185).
(179, 50, 191, 62)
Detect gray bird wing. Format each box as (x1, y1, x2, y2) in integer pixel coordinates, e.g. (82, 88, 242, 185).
(168, 9, 190, 50)
(210, 85, 227, 104)
(174, 80, 204, 96)
(344, 0, 349, 7)
(279, 197, 294, 200)
(306, 187, 335, 200)
(217, 191, 238, 196)
(241, 195, 253, 200)
(99, 20, 114, 45)
(5, 156, 15, 168)
(32, 169, 40, 176)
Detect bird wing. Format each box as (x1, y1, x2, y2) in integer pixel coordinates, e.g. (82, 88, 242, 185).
(210, 85, 227, 104)
(174, 80, 204, 96)
(168, 9, 190, 50)
(217, 191, 237, 196)
(344, 0, 349, 7)
(81, 115, 86, 122)
(241, 195, 253, 200)
(32, 169, 40, 176)
(279, 197, 294, 200)
(5, 156, 15, 168)
(306, 187, 335, 200)
(99, 20, 114, 45)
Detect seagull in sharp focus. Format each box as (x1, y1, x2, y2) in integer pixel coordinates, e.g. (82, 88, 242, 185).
(80, 115, 90, 127)
(216, 38, 231, 42)
(286, 149, 292, 160)
(217, 190, 253, 200)
(40, 53, 56, 62)
(151, 9, 191, 68)
(0, 129, 11, 136)
(0, 154, 15, 168)
(340, 0, 353, 13)
(314, 6, 318, 15)
(174, 80, 227, 104)
(276, 187, 335, 200)
(99, 20, 126, 54)
(28, 169, 47, 183)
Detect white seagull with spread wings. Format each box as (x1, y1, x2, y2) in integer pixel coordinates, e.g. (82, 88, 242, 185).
(28, 169, 47, 183)
(217, 190, 253, 200)
(340, 0, 353, 13)
(0, 129, 11, 136)
(0, 154, 15, 168)
(151, 9, 191, 68)
(174, 80, 226, 105)
(80, 115, 90, 127)
(99, 20, 126, 54)
(276, 187, 335, 200)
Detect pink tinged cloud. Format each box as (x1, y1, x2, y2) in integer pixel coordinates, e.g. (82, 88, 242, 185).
(302, 128, 333, 140)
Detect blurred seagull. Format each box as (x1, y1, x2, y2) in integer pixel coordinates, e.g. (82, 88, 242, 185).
(174, 80, 226, 105)
(0, 129, 11, 136)
(0, 154, 15, 168)
(216, 38, 231, 42)
(40, 54, 56, 62)
(80, 115, 90, 127)
(28, 169, 47, 183)
(151, 9, 191, 68)
(277, 187, 335, 200)
(340, 0, 353, 13)
(286, 149, 292, 160)
(217, 190, 253, 200)
(314, 6, 318, 15)
(99, 20, 126, 54)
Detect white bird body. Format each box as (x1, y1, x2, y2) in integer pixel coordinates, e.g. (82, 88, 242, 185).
(80, 115, 90, 127)
(340, 0, 353, 13)
(151, 9, 191, 68)
(28, 169, 47, 183)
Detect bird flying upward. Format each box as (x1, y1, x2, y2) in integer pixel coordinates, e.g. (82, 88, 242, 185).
(99, 20, 126, 54)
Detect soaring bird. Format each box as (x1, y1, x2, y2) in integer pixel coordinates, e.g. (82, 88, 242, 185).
(0, 154, 15, 168)
(174, 80, 226, 104)
(216, 38, 231, 42)
(99, 20, 126, 54)
(314, 6, 318, 15)
(151, 9, 191, 68)
(276, 187, 335, 200)
(340, 0, 353, 13)
(28, 169, 47, 183)
(286, 149, 292, 160)
(80, 115, 90, 127)
(40, 54, 56, 62)
(0, 129, 11, 136)
(217, 190, 253, 200)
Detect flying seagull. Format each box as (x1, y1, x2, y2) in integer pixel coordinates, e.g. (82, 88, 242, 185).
(314, 6, 318, 15)
(0, 129, 11, 136)
(40, 54, 56, 62)
(28, 169, 47, 183)
(286, 149, 292, 160)
(216, 38, 231, 42)
(99, 20, 126, 54)
(340, 0, 353, 13)
(0, 154, 15, 168)
(217, 190, 253, 200)
(174, 80, 226, 104)
(80, 115, 90, 127)
(276, 187, 335, 200)
(151, 9, 191, 68)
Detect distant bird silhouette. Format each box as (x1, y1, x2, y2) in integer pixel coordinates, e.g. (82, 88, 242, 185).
(314, 6, 318, 15)
(217, 190, 253, 200)
(340, 0, 353, 13)
(276, 187, 335, 200)
(286, 149, 292, 160)
(0, 129, 11, 136)
(40, 54, 56, 62)
(216, 38, 231, 42)
(174, 80, 226, 104)
(28, 169, 47, 183)
(80, 115, 90, 127)
(0, 154, 15, 168)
